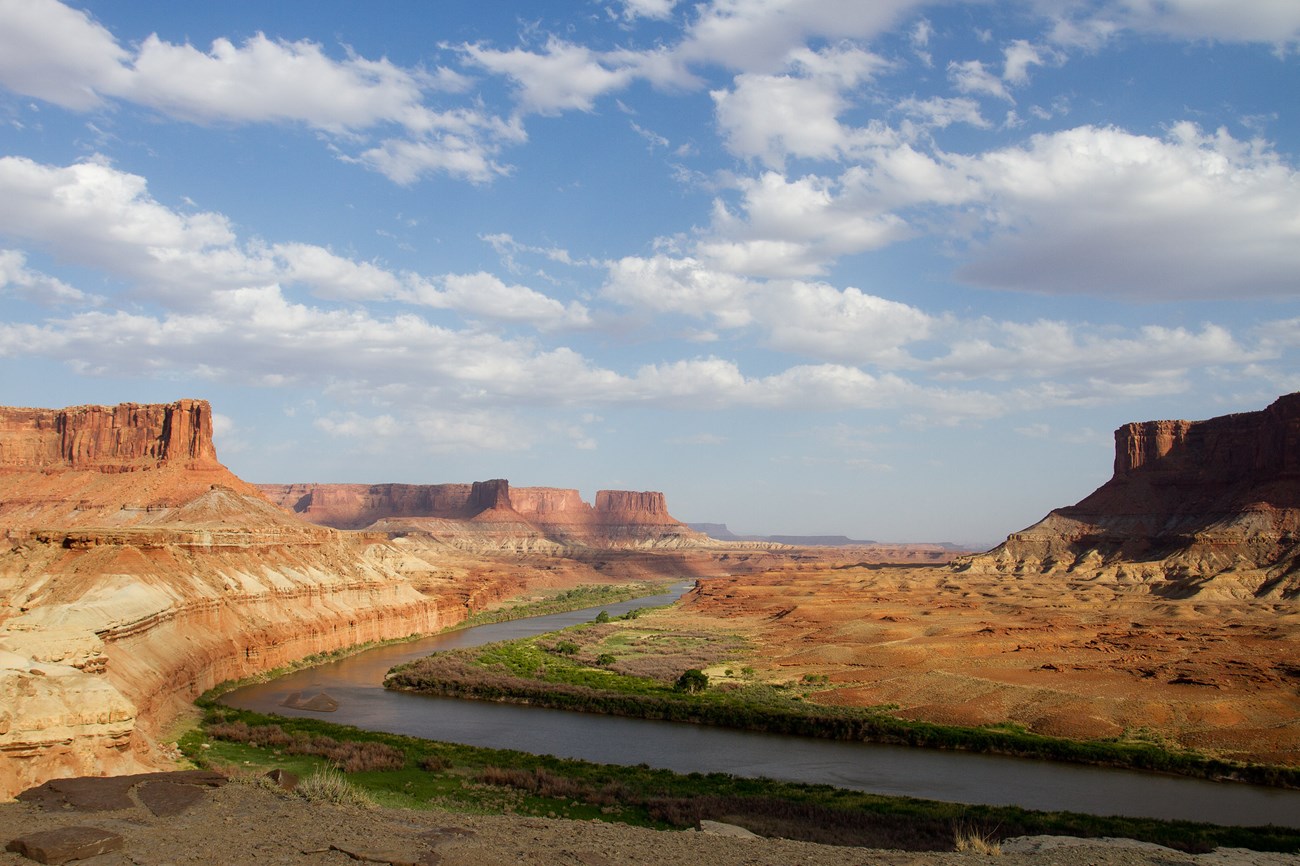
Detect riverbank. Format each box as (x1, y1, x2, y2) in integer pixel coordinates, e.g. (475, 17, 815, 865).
(188, 706, 1300, 854)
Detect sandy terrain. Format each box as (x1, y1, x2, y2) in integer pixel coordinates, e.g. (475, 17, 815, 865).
(670, 565, 1300, 765)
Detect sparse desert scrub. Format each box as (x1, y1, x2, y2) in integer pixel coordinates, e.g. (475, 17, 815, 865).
(297, 765, 376, 809)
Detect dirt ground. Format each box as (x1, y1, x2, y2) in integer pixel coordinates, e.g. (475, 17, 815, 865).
(670, 565, 1300, 765)
(2, 776, 1295, 866)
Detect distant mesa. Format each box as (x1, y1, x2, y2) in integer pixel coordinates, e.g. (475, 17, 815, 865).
(257, 480, 707, 550)
(965, 392, 1300, 596)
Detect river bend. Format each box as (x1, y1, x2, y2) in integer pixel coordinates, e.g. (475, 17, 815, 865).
(223, 584, 1300, 828)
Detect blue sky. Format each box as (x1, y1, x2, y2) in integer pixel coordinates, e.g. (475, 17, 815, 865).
(1, 0, 1297, 544)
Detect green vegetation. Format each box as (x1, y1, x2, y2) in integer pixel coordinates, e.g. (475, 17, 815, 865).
(386, 623, 1300, 790)
(455, 582, 674, 630)
(186, 705, 1300, 853)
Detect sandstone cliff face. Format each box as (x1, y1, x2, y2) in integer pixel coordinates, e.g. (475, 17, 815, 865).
(0, 401, 456, 798)
(964, 393, 1300, 596)
(0, 399, 262, 529)
(0, 400, 217, 471)
(258, 480, 710, 551)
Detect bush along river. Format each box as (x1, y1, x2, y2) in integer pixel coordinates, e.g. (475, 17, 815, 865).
(221, 581, 1300, 829)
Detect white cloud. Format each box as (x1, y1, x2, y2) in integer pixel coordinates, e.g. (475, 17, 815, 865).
(460, 38, 680, 115)
(757, 281, 934, 365)
(1044, 1, 1300, 50)
(0, 248, 95, 305)
(929, 320, 1263, 385)
(947, 59, 1012, 102)
(677, 0, 927, 72)
(0, 0, 520, 183)
(895, 96, 989, 130)
(0, 0, 129, 109)
(956, 123, 1300, 298)
(0, 156, 586, 328)
(616, 0, 679, 21)
(710, 44, 890, 167)
(1002, 39, 1054, 85)
(415, 272, 592, 329)
(602, 254, 757, 327)
(702, 171, 911, 276)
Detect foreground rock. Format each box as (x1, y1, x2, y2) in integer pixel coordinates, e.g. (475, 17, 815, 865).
(2, 774, 1291, 866)
(963, 393, 1300, 596)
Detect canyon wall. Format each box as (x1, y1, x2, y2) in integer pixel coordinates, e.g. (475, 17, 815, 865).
(258, 480, 710, 550)
(0, 400, 457, 797)
(963, 393, 1300, 596)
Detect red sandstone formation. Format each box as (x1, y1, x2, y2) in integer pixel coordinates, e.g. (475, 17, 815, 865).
(257, 480, 708, 550)
(965, 393, 1300, 596)
(0, 400, 263, 529)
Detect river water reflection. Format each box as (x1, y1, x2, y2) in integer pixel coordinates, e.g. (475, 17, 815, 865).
(223, 583, 1300, 828)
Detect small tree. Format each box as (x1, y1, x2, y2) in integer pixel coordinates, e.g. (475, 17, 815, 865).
(596, 653, 616, 666)
(674, 669, 708, 693)
(553, 640, 579, 655)
(594, 610, 611, 623)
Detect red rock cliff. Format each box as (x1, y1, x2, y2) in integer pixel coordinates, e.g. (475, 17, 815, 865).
(965, 393, 1300, 595)
(0, 399, 218, 472)
(0, 400, 261, 529)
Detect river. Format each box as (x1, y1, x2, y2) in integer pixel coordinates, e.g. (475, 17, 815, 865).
(223, 583, 1300, 828)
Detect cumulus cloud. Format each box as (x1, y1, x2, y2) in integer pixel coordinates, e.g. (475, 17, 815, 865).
(955, 123, 1300, 298)
(696, 122, 1300, 299)
(0, 155, 588, 327)
(414, 272, 592, 329)
(756, 282, 935, 365)
(710, 44, 891, 167)
(0, 249, 96, 305)
(602, 254, 757, 327)
(677, 0, 927, 72)
(0, 0, 520, 183)
(703, 171, 911, 277)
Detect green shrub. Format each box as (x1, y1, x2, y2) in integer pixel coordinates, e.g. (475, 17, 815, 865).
(675, 669, 709, 693)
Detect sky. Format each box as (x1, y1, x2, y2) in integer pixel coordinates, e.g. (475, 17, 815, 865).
(0, 0, 1297, 545)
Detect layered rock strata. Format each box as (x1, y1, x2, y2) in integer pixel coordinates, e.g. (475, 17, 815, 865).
(258, 480, 710, 550)
(0, 401, 450, 798)
(964, 393, 1300, 596)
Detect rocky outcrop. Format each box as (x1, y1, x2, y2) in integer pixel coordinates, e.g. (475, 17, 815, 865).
(258, 480, 710, 550)
(0, 400, 264, 530)
(963, 393, 1300, 596)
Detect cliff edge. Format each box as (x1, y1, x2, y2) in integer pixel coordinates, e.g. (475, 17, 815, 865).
(963, 393, 1300, 596)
